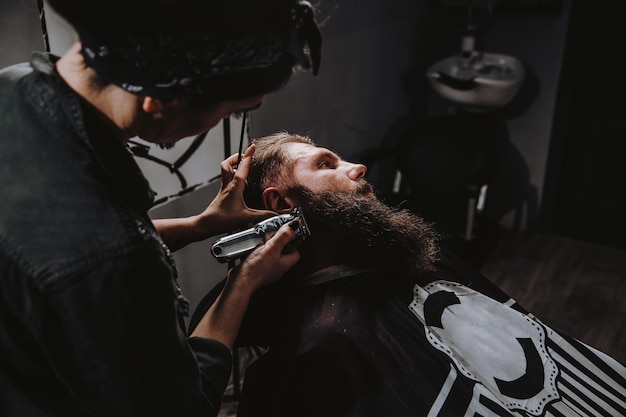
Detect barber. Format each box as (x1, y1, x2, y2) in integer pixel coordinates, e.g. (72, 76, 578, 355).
(0, 0, 320, 416)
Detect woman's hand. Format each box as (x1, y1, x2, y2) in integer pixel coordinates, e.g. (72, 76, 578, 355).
(152, 144, 275, 251)
(227, 219, 302, 292)
(190, 221, 301, 349)
(198, 144, 276, 236)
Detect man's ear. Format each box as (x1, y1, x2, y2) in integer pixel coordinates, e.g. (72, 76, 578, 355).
(142, 97, 162, 114)
(262, 187, 298, 213)
(142, 97, 181, 116)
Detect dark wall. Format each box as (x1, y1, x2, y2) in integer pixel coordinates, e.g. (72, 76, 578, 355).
(250, 0, 435, 160)
(0, 0, 45, 68)
(250, 0, 571, 231)
(540, 0, 626, 249)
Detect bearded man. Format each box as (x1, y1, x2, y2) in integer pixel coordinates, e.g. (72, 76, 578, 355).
(191, 133, 626, 417)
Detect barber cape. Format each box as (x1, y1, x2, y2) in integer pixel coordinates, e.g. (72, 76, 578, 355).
(409, 279, 624, 416)
(191, 250, 626, 417)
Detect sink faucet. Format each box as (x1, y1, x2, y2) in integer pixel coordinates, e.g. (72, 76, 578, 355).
(459, 25, 480, 67)
(458, 0, 494, 67)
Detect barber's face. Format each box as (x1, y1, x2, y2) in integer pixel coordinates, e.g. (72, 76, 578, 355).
(285, 143, 373, 196)
(140, 95, 265, 144)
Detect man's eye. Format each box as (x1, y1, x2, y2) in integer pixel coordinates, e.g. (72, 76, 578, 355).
(319, 161, 332, 168)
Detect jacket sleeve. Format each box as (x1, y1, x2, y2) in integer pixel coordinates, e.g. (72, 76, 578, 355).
(34, 244, 231, 417)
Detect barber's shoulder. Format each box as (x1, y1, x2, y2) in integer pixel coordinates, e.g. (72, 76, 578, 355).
(0, 62, 34, 81)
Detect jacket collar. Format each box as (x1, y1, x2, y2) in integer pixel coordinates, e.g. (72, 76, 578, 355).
(30, 52, 156, 213)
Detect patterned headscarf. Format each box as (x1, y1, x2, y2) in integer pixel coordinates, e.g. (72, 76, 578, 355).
(76, 1, 321, 98)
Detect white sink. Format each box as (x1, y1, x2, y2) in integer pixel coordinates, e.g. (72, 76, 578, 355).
(426, 52, 525, 112)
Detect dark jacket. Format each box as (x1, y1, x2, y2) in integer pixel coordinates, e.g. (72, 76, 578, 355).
(192, 251, 626, 417)
(0, 53, 230, 417)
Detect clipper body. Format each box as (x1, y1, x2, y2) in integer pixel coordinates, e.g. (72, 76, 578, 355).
(211, 208, 310, 263)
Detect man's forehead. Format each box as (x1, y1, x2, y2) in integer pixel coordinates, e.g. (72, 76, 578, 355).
(286, 142, 336, 161)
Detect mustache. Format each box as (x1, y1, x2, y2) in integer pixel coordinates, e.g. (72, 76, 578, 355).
(355, 180, 374, 196)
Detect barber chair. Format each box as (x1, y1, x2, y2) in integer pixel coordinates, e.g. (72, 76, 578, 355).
(393, 112, 500, 244)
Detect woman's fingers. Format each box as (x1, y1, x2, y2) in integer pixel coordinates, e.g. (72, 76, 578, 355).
(233, 144, 256, 182)
(234, 221, 301, 289)
(219, 144, 255, 190)
(219, 155, 237, 185)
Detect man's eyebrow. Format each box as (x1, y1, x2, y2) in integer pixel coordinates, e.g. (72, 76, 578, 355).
(309, 149, 341, 164)
(318, 149, 341, 160)
(292, 147, 341, 165)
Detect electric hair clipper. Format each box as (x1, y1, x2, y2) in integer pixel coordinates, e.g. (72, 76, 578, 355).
(211, 208, 310, 263)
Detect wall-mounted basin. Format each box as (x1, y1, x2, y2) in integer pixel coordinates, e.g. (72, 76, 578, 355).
(426, 52, 525, 112)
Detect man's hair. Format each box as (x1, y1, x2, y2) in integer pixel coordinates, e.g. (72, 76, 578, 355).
(244, 132, 315, 209)
(47, 0, 321, 102)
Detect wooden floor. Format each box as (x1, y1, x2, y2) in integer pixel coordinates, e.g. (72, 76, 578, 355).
(479, 232, 626, 364)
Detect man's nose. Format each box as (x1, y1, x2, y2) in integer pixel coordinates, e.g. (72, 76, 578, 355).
(347, 162, 367, 181)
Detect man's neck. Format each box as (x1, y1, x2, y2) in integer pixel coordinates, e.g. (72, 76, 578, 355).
(55, 42, 137, 143)
(288, 238, 342, 278)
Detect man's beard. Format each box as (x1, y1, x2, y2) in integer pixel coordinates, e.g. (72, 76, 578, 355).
(292, 186, 439, 283)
